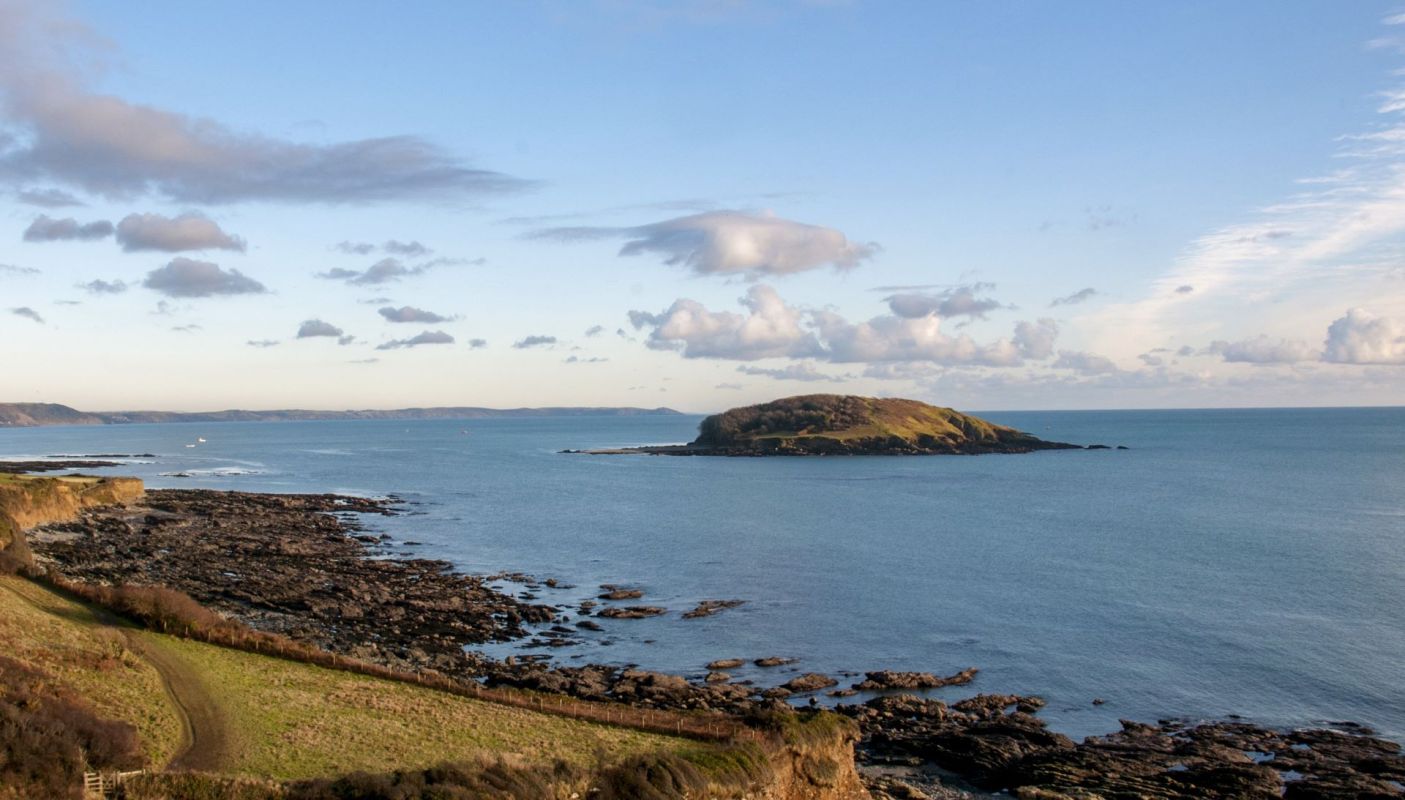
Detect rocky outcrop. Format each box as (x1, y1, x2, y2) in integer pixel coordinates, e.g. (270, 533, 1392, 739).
(854, 668, 978, 692)
(27, 489, 555, 675)
(0, 474, 144, 566)
(841, 694, 1405, 799)
(582, 395, 1086, 456)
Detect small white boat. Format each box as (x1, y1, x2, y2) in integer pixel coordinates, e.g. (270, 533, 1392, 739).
(185, 444, 196, 448)
(197, 437, 207, 443)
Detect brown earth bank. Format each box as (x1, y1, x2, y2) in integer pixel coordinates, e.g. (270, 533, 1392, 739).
(21, 486, 1405, 799)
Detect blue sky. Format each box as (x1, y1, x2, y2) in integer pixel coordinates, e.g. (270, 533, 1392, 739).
(2, 0, 1404, 411)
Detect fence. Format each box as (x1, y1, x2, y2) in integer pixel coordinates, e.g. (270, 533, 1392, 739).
(83, 769, 145, 799)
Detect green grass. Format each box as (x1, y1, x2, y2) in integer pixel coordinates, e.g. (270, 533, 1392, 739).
(0, 575, 186, 766)
(147, 634, 693, 780)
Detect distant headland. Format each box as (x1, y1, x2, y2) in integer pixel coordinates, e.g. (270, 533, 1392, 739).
(570, 394, 1100, 456)
(0, 402, 681, 428)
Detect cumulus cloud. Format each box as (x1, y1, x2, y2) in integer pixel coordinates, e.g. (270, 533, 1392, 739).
(1322, 308, 1405, 364)
(630, 285, 1057, 367)
(22, 214, 112, 241)
(584, 324, 605, 337)
(296, 319, 344, 339)
(531, 210, 877, 277)
(1206, 335, 1317, 365)
(1175, 285, 1194, 294)
(1051, 287, 1098, 307)
(16, 187, 82, 207)
(884, 283, 1003, 321)
(468, 338, 487, 349)
(513, 335, 558, 349)
(737, 362, 845, 382)
(79, 278, 126, 294)
(10, 306, 42, 323)
(1052, 350, 1120, 375)
(142, 257, 266, 298)
(377, 305, 453, 323)
(0, 2, 527, 204)
(630, 285, 822, 360)
(115, 212, 245, 252)
(334, 241, 376, 255)
(377, 330, 455, 350)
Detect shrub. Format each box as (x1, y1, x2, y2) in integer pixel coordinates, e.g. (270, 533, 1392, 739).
(0, 655, 143, 800)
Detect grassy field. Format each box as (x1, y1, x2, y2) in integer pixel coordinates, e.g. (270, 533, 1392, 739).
(0, 575, 186, 766)
(145, 634, 693, 780)
(0, 575, 696, 782)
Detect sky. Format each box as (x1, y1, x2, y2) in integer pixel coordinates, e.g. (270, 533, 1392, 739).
(2, 0, 1405, 413)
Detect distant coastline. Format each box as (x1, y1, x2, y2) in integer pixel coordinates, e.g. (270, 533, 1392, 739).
(0, 402, 682, 428)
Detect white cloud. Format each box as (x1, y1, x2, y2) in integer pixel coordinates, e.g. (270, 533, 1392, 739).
(1323, 308, 1405, 364)
(1052, 350, 1120, 375)
(531, 210, 877, 277)
(116, 212, 245, 252)
(1206, 335, 1317, 365)
(513, 335, 558, 349)
(884, 283, 1003, 320)
(10, 306, 42, 323)
(143, 257, 266, 298)
(737, 362, 845, 382)
(79, 278, 126, 294)
(0, 0, 526, 204)
(377, 330, 455, 350)
(631, 284, 1059, 366)
(297, 319, 344, 339)
(630, 285, 822, 360)
(22, 214, 112, 241)
(1050, 287, 1097, 307)
(378, 305, 453, 323)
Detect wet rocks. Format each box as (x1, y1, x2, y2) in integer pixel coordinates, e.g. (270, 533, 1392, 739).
(596, 605, 666, 619)
(682, 598, 746, 619)
(855, 668, 978, 691)
(783, 673, 839, 694)
(708, 658, 745, 670)
(705, 671, 732, 683)
(755, 656, 796, 667)
(28, 489, 555, 676)
(841, 694, 1405, 800)
(597, 585, 643, 600)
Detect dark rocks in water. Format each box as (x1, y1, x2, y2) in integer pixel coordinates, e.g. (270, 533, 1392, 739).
(574, 620, 604, 632)
(841, 694, 1405, 800)
(598, 587, 644, 600)
(28, 489, 554, 677)
(783, 673, 839, 694)
(0, 459, 121, 474)
(708, 658, 745, 670)
(705, 671, 731, 683)
(755, 656, 796, 667)
(855, 668, 978, 691)
(595, 605, 666, 619)
(682, 599, 745, 619)
(829, 688, 859, 698)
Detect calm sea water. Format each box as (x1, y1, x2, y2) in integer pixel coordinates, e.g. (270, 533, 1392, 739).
(3, 408, 1403, 741)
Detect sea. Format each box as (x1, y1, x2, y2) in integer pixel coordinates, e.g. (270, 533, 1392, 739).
(2, 407, 1402, 742)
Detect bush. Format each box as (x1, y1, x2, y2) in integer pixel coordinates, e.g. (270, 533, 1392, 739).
(0, 655, 143, 800)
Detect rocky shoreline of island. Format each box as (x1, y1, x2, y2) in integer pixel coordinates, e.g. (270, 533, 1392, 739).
(23, 486, 1405, 799)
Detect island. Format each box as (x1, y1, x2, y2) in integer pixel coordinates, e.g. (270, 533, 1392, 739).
(570, 394, 1088, 456)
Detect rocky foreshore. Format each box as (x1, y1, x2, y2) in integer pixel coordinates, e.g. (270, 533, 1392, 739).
(26, 487, 1405, 799)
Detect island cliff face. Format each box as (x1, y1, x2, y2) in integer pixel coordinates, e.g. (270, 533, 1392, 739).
(686, 395, 1077, 456)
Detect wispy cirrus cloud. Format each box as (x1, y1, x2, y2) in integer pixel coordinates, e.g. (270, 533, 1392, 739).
(16, 187, 83, 207)
(317, 256, 475, 285)
(529, 210, 877, 277)
(79, 278, 127, 294)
